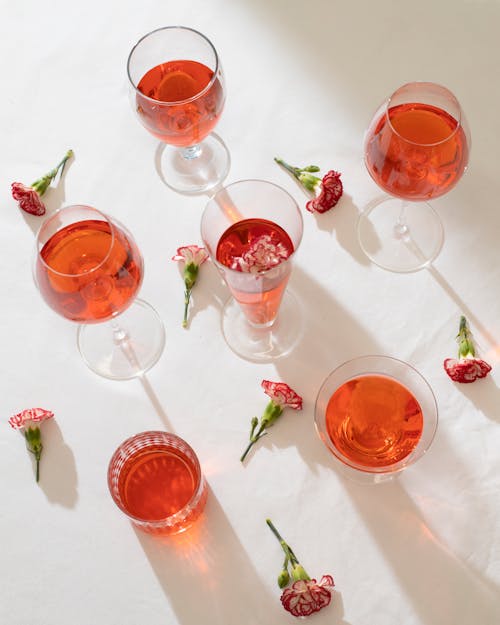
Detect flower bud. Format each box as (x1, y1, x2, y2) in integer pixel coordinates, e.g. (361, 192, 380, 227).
(278, 569, 290, 588)
(291, 564, 310, 581)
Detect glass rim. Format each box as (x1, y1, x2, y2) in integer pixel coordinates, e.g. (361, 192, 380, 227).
(314, 354, 439, 474)
(107, 430, 204, 525)
(126, 25, 221, 106)
(201, 178, 304, 277)
(35, 204, 116, 278)
(385, 81, 463, 148)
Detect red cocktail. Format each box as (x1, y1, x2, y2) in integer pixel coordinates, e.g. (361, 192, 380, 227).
(108, 431, 207, 535)
(201, 180, 303, 362)
(315, 356, 438, 478)
(127, 27, 229, 194)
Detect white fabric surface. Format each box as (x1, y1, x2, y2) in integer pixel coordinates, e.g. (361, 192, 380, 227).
(1, 1, 499, 624)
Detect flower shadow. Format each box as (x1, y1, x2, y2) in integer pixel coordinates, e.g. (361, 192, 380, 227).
(38, 418, 78, 508)
(450, 375, 500, 424)
(134, 487, 283, 625)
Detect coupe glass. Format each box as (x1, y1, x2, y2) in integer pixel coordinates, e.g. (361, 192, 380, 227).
(201, 179, 303, 362)
(108, 431, 207, 535)
(34, 205, 165, 380)
(358, 82, 470, 272)
(314, 355, 438, 481)
(127, 26, 229, 195)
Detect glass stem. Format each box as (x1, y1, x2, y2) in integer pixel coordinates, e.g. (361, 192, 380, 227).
(394, 201, 410, 240)
(111, 320, 141, 371)
(181, 144, 202, 160)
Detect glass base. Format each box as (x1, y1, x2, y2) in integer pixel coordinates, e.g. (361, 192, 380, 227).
(357, 196, 444, 273)
(158, 133, 230, 195)
(221, 291, 303, 362)
(77, 299, 166, 380)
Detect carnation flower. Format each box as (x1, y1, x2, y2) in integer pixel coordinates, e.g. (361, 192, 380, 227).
(172, 244, 209, 328)
(266, 519, 335, 618)
(444, 316, 492, 383)
(8, 408, 54, 482)
(274, 157, 343, 213)
(240, 380, 303, 462)
(11, 149, 73, 216)
(229, 234, 290, 273)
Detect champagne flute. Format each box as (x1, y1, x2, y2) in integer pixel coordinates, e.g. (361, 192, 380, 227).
(358, 82, 470, 272)
(201, 179, 303, 362)
(34, 205, 165, 380)
(127, 26, 229, 195)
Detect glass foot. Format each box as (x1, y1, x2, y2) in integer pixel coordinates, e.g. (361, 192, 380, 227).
(77, 299, 166, 380)
(221, 291, 303, 362)
(158, 133, 230, 195)
(357, 196, 444, 273)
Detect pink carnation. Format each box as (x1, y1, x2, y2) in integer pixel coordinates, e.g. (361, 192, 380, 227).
(172, 244, 208, 266)
(444, 358, 492, 383)
(9, 408, 54, 430)
(261, 380, 303, 410)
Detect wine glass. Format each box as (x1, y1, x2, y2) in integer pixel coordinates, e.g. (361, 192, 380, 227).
(358, 82, 470, 272)
(127, 26, 229, 195)
(34, 205, 165, 380)
(201, 179, 303, 362)
(314, 355, 438, 482)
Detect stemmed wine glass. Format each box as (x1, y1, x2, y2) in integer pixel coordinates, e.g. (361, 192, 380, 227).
(34, 205, 165, 380)
(358, 82, 470, 272)
(201, 179, 303, 362)
(127, 26, 229, 195)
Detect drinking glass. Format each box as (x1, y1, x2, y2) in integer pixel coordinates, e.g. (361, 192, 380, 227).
(358, 82, 470, 272)
(201, 179, 303, 362)
(34, 205, 165, 380)
(108, 431, 207, 535)
(314, 355, 438, 481)
(127, 26, 229, 195)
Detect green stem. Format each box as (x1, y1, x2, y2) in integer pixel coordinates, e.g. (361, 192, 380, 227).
(183, 288, 191, 328)
(266, 519, 300, 566)
(274, 157, 301, 180)
(240, 424, 266, 462)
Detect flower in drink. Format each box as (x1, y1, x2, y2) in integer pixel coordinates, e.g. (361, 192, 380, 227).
(266, 519, 335, 617)
(8, 408, 54, 482)
(240, 380, 302, 462)
(11, 149, 73, 216)
(274, 156, 343, 213)
(444, 315, 492, 383)
(172, 244, 209, 328)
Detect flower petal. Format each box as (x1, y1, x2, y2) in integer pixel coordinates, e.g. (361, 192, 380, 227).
(8, 408, 54, 430)
(261, 380, 303, 410)
(444, 357, 492, 383)
(11, 182, 46, 216)
(306, 170, 343, 214)
(172, 245, 208, 266)
(280, 577, 333, 617)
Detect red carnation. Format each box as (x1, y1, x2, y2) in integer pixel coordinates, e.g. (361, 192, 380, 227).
(11, 149, 73, 216)
(444, 316, 492, 383)
(8, 408, 55, 482)
(274, 157, 343, 214)
(306, 170, 343, 214)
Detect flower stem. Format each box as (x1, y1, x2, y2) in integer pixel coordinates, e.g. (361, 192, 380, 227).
(266, 519, 300, 566)
(240, 424, 266, 462)
(183, 289, 191, 328)
(274, 157, 301, 180)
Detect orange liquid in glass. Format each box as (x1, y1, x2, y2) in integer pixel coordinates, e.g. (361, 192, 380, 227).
(36, 220, 142, 323)
(326, 375, 423, 468)
(136, 59, 224, 146)
(216, 218, 294, 325)
(365, 102, 468, 200)
(118, 447, 201, 522)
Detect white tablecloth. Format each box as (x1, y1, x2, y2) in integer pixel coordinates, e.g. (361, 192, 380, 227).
(1, 1, 499, 624)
